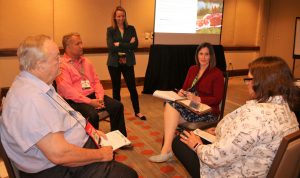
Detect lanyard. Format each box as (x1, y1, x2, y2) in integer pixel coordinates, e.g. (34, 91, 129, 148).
(70, 59, 87, 79)
(46, 90, 101, 148)
(46, 91, 86, 129)
(190, 72, 200, 90)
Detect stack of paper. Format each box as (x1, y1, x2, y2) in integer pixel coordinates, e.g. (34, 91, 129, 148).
(153, 90, 212, 115)
(100, 130, 131, 150)
(193, 128, 216, 143)
(177, 99, 212, 115)
(153, 90, 185, 101)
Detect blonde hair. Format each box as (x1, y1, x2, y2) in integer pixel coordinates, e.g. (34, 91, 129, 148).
(111, 6, 128, 29)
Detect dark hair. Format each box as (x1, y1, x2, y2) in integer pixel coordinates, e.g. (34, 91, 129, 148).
(194, 42, 216, 69)
(249, 56, 299, 111)
(111, 6, 128, 29)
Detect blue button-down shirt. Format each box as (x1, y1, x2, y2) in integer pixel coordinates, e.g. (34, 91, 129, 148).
(0, 71, 88, 173)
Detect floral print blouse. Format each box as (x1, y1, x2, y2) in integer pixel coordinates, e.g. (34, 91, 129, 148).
(196, 96, 299, 178)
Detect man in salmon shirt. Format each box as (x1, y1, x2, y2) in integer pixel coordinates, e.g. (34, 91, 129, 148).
(56, 32, 127, 137)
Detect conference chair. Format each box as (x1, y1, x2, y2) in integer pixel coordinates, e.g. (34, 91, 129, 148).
(1, 89, 20, 178)
(0, 87, 9, 101)
(267, 130, 300, 178)
(177, 71, 229, 131)
(0, 136, 21, 178)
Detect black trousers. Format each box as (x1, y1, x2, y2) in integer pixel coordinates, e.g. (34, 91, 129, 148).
(66, 94, 127, 137)
(20, 138, 138, 178)
(172, 135, 200, 178)
(108, 65, 140, 114)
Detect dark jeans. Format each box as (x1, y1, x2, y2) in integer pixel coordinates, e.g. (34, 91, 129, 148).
(66, 93, 127, 136)
(172, 135, 200, 178)
(108, 65, 140, 114)
(20, 138, 138, 178)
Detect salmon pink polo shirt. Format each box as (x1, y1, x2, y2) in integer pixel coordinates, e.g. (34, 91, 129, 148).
(56, 54, 105, 104)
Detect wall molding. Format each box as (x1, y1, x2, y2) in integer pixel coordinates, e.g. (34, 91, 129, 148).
(227, 69, 248, 77)
(102, 69, 247, 90)
(0, 70, 247, 90)
(0, 46, 259, 57)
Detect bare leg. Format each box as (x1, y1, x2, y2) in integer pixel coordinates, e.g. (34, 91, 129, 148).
(161, 103, 181, 154)
(149, 103, 184, 162)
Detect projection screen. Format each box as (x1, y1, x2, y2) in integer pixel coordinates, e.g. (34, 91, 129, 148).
(154, 0, 224, 45)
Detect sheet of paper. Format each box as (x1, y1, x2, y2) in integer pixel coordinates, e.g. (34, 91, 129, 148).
(193, 128, 216, 143)
(100, 130, 131, 150)
(153, 90, 185, 101)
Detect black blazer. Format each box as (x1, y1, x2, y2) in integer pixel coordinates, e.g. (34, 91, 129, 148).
(106, 25, 138, 67)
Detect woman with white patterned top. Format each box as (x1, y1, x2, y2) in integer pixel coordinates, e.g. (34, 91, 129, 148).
(172, 56, 300, 178)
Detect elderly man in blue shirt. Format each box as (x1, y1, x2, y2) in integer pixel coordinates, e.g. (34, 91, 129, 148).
(0, 35, 137, 178)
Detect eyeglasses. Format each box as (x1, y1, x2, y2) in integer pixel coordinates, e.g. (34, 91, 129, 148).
(243, 77, 253, 84)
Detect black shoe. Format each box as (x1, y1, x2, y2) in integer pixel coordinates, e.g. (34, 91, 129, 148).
(135, 114, 146, 120)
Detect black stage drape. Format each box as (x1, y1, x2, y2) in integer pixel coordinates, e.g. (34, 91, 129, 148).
(142, 44, 226, 94)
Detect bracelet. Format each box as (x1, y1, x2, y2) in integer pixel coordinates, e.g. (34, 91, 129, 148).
(193, 142, 201, 151)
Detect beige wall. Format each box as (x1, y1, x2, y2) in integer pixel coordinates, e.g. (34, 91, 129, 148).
(1, 0, 300, 88)
(222, 0, 262, 70)
(0, 0, 154, 48)
(0, 0, 154, 87)
(263, 0, 300, 77)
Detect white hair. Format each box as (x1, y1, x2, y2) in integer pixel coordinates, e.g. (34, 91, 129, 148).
(17, 35, 51, 71)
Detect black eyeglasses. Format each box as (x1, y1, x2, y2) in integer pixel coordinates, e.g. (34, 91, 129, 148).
(243, 77, 253, 84)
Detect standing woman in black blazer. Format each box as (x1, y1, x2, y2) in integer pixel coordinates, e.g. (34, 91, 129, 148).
(106, 6, 146, 120)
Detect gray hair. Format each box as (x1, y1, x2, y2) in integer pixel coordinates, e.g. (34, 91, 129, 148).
(62, 32, 81, 49)
(17, 35, 51, 71)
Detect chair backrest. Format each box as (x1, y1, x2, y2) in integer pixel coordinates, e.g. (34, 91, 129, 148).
(267, 130, 300, 178)
(219, 71, 228, 119)
(1, 88, 20, 178)
(0, 136, 20, 178)
(0, 87, 9, 100)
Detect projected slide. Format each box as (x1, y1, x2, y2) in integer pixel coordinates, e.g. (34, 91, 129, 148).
(154, 0, 224, 44)
(155, 0, 223, 34)
(154, 0, 197, 33)
(196, 0, 223, 34)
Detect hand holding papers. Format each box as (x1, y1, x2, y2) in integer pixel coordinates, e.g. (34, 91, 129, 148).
(177, 99, 212, 115)
(153, 90, 212, 115)
(193, 128, 216, 143)
(100, 130, 131, 150)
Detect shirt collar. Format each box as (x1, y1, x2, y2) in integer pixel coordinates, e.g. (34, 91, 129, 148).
(20, 71, 51, 94)
(63, 53, 84, 64)
(247, 95, 286, 105)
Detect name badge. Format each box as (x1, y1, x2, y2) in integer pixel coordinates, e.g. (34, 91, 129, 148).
(81, 80, 91, 90)
(85, 122, 101, 148)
